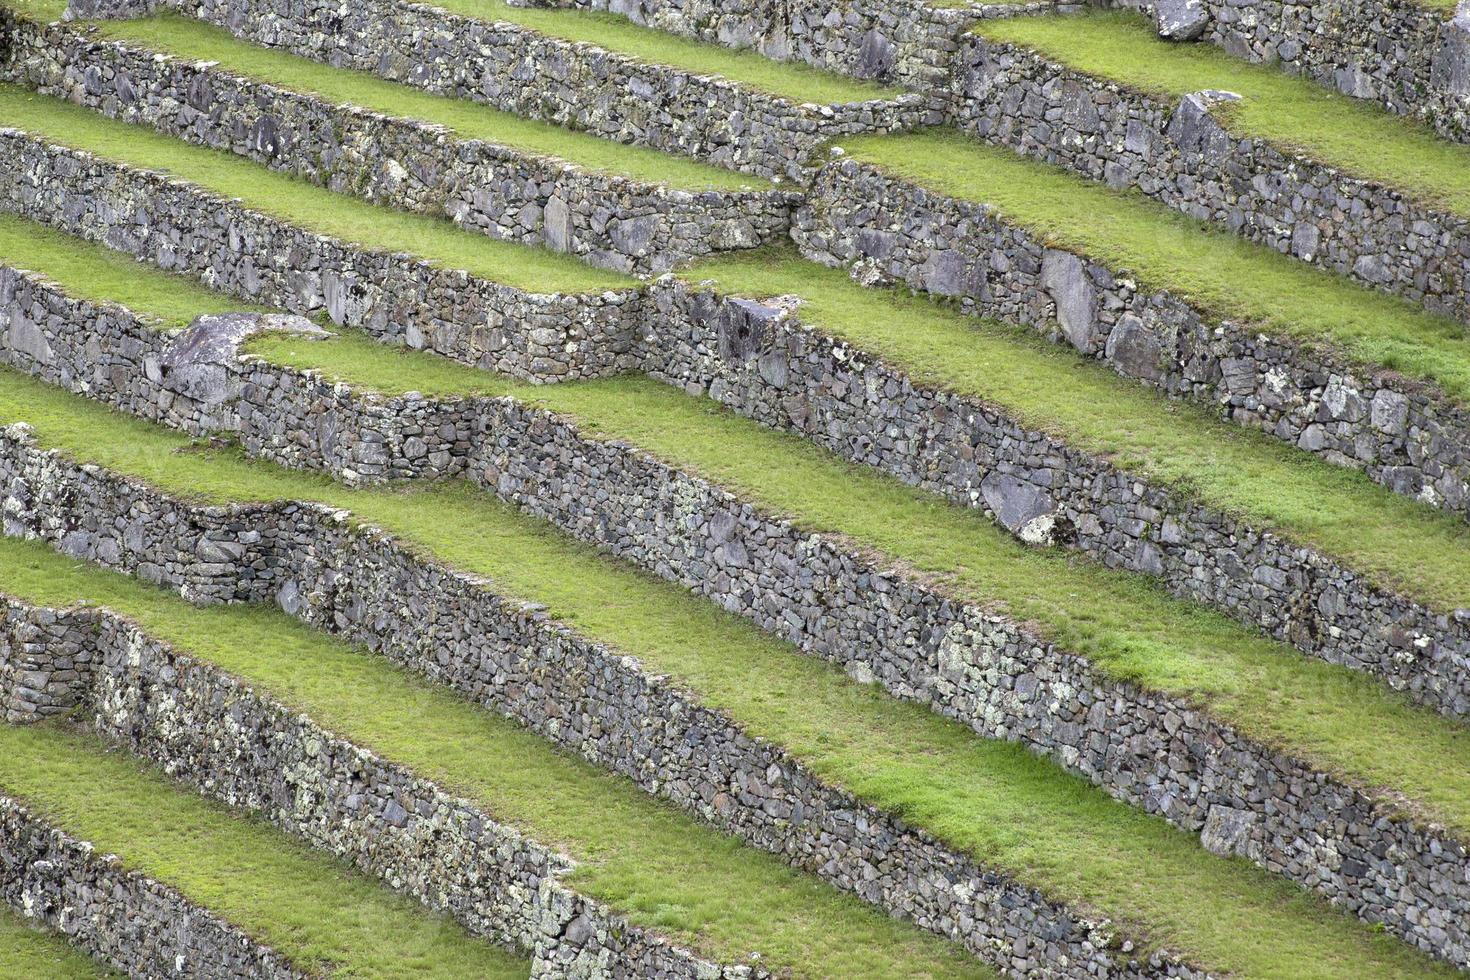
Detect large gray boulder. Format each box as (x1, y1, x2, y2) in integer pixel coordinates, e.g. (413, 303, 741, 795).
(1432, 0, 1470, 98)
(1154, 0, 1210, 41)
(161, 312, 328, 408)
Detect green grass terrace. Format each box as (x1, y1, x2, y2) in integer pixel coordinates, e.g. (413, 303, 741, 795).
(0, 722, 532, 978)
(5, 3, 763, 191)
(44, 0, 898, 106)
(13, 204, 1470, 858)
(0, 907, 113, 978)
(0, 380, 1452, 978)
(973, 10, 1470, 214)
(6, 90, 1468, 619)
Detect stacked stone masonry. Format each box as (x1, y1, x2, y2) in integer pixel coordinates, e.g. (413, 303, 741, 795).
(3, 275, 1470, 968)
(954, 34, 1470, 323)
(1103, 0, 1470, 146)
(7, 127, 1470, 725)
(0, 12, 798, 277)
(788, 157, 1470, 697)
(71, 0, 932, 180)
(505, 0, 1052, 93)
(0, 128, 647, 382)
(0, 601, 766, 980)
(0, 444, 1203, 980)
(0, 789, 304, 979)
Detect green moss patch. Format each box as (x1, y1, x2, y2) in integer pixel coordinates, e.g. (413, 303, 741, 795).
(0, 85, 629, 294)
(0, 722, 529, 978)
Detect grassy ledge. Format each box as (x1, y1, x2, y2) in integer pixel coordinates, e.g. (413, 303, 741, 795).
(0, 721, 530, 979)
(975, 10, 1470, 215)
(0, 907, 110, 978)
(0, 542, 989, 980)
(4, 3, 759, 192)
(834, 128, 1470, 408)
(8, 177, 1466, 620)
(0, 85, 630, 294)
(0, 449, 1451, 980)
(391, 0, 896, 105)
(9, 212, 1470, 863)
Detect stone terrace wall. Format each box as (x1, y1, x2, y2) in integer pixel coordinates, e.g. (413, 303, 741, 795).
(162, 0, 932, 181)
(790, 158, 1470, 698)
(0, 439, 1201, 979)
(0, 129, 645, 382)
(0, 600, 761, 980)
(0, 14, 796, 277)
(1101, 0, 1470, 146)
(506, 0, 1051, 92)
(954, 34, 1470, 323)
(0, 790, 304, 979)
(4, 281, 1470, 966)
(0, 604, 95, 723)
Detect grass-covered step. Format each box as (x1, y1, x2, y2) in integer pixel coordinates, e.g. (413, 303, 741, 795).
(0, 548, 1019, 980)
(0, 906, 111, 978)
(0, 550, 1206, 979)
(2, 588, 975, 979)
(0, 85, 647, 382)
(801, 129, 1470, 520)
(65, 0, 925, 178)
(959, 10, 1470, 321)
(0, 384, 1456, 979)
(0, 720, 531, 978)
(8, 89, 1470, 717)
(0, 6, 796, 276)
(1087, 0, 1470, 147)
(13, 208, 1470, 960)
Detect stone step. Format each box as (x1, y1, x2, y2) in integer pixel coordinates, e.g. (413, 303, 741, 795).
(8, 100, 1470, 727)
(51, 0, 929, 179)
(1, 9, 797, 276)
(795, 129, 1470, 526)
(1093, 0, 1470, 147)
(957, 9, 1470, 324)
(0, 535, 1205, 978)
(0, 720, 532, 979)
(0, 246, 1465, 972)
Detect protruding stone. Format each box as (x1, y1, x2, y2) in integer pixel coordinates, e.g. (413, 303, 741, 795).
(1155, 0, 1210, 41)
(980, 473, 1059, 545)
(1040, 249, 1099, 354)
(1432, 0, 1470, 98)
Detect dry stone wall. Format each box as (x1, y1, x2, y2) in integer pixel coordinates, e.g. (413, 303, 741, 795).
(954, 35, 1470, 323)
(0, 788, 304, 979)
(0, 440, 1205, 980)
(98, 0, 934, 181)
(0, 13, 796, 277)
(1103, 0, 1470, 145)
(789, 158, 1470, 699)
(504, 0, 1051, 92)
(0, 601, 763, 980)
(4, 276, 1470, 966)
(0, 128, 646, 382)
(9, 123, 1469, 723)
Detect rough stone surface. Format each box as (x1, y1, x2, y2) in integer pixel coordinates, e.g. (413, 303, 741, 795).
(105, 0, 933, 181)
(0, 13, 797, 276)
(0, 492, 1200, 979)
(0, 127, 646, 383)
(791, 161, 1470, 715)
(954, 33, 1470, 324)
(3, 282, 1470, 966)
(0, 791, 304, 979)
(1098, 0, 1470, 145)
(1154, 0, 1210, 40)
(507, 0, 1053, 92)
(0, 601, 764, 980)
